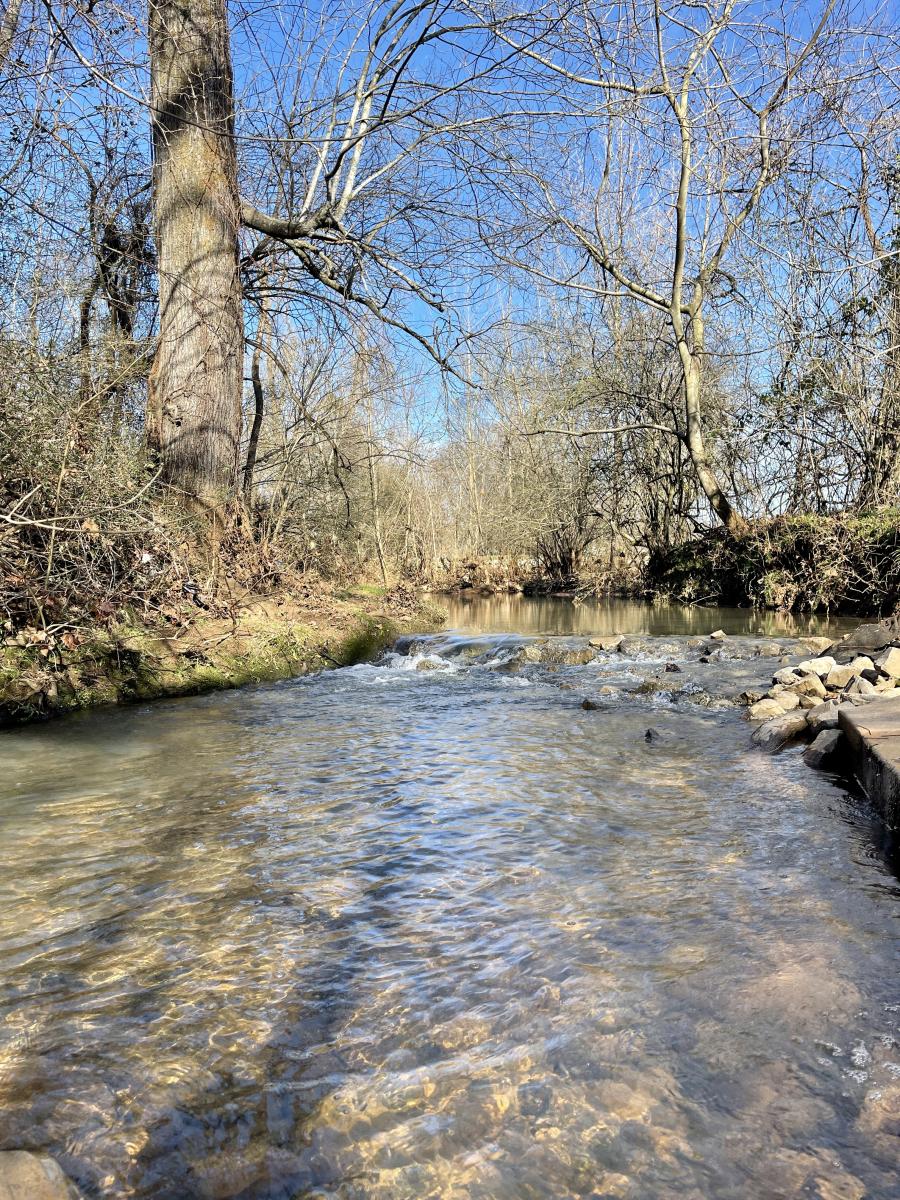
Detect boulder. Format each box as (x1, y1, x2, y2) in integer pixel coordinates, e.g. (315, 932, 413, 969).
(801, 636, 835, 654)
(773, 691, 802, 712)
(847, 676, 878, 697)
(540, 644, 595, 665)
(835, 623, 894, 654)
(751, 710, 809, 750)
(749, 698, 789, 722)
(849, 655, 876, 674)
(0, 1152, 83, 1200)
(798, 694, 820, 710)
(856, 687, 900, 703)
(825, 662, 857, 690)
(796, 655, 836, 678)
(791, 674, 827, 699)
(589, 634, 624, 652)
(773, 667, 802, 686)
(709, 629, 727, 640)
(875, 646, 900, 679)
(807, 700, 840, 734)
(756, 641, 787, 656)
(618, 636, 649, 656)
(803, 728, 844, 769)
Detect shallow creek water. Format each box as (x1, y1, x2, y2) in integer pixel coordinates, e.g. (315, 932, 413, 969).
(0, 598, 898, 1200)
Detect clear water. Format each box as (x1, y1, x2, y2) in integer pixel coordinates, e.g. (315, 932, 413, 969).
(0, 599, 897, 1200)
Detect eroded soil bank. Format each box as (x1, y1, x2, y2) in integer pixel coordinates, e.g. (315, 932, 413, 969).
(0, 584, 444, 728)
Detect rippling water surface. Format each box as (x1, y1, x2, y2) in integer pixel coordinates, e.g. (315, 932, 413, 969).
(0, 599, 898, 1199)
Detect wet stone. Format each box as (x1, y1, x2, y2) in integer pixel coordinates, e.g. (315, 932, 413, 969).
(803, 728, 844, 769)
(517, 1082, 553, 1117)
(0, 1153, 83, 1200)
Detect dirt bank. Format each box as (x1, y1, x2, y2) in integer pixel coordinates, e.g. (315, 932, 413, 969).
(0, 584, 445, 728)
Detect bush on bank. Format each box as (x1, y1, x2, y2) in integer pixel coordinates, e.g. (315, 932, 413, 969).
(647, 513, 900, 614)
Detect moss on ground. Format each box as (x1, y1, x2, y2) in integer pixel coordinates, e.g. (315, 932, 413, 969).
(0, 592, 444, 729)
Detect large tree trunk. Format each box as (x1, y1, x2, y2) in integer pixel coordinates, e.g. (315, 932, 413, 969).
(147, 0, 244, 508)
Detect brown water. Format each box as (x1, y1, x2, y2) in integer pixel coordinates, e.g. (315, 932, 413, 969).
(441, 593, 861, 638)
(0, 599, 898, 1199)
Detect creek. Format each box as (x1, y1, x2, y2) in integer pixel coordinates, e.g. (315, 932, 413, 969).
(0, 598, 897, 1199)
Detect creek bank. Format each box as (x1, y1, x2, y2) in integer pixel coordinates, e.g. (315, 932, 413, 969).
(738, 619, 900, 827)
(839, 702, 900, 829)
(647, 513, 900, 613)
(0, 585, 444, 729)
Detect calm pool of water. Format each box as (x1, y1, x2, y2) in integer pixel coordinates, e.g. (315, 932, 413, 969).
(0, 600, 897, 1199)
(440, 593, 861, 638)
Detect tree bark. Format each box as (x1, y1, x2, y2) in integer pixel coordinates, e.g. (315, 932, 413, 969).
(147, 0, 244, 508)
(0, 0, 23, 73)
(681, 355, 742, 531)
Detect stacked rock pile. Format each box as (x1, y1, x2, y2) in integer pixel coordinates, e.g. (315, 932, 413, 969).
(747, 622, 900, 767)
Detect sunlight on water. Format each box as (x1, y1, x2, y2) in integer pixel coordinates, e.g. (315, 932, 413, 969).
(0, 600, 897, 1199)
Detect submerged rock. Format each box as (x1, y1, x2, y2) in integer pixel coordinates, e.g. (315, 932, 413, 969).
(517, 1081, 553, 1117)
(0, 1152, 83, 1200)
(633, 678, 666, 695)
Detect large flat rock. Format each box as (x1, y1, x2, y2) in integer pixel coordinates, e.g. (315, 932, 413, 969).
(839, 698, 900, 828)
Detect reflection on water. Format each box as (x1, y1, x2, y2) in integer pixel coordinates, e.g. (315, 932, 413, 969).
(0, 604, 897, 1200)
(441, 592, 861, 638)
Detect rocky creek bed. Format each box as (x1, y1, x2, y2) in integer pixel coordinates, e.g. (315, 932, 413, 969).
(395, 619, 900, 819)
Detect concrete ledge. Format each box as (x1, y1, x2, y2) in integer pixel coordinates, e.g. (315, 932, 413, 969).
(839, 699, 900, 829)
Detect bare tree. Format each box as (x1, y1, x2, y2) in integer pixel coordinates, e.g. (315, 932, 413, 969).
(147, 0, 244, 508)
(475, 0, 842, 530)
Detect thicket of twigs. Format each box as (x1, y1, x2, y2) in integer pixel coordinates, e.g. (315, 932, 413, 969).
(649, 516, 900, 614)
